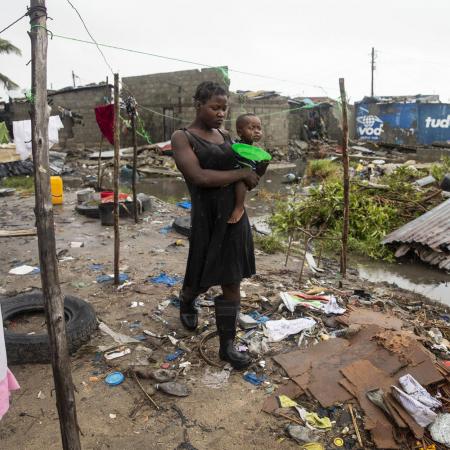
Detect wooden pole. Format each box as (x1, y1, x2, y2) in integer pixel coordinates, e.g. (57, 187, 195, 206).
(113, 73, 120, 284)
(97, 135, 104, 191)
(131, 111, 138, 223)
(29, 1, 81, 448)
(339, 78, 350, 278)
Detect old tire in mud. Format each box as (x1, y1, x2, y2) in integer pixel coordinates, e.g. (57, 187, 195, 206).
(0, 291, 97, 365)
(173, 216, 191, 238)
(75, 202, 100, 218)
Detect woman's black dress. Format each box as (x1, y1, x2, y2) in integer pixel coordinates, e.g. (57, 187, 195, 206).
(182, 129, 256, 292)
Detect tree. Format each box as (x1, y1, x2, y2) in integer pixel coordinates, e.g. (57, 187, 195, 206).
(0, 38, 22, 90)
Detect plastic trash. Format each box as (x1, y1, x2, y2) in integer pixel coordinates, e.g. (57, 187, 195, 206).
(278, 395, 298, 408)
(105, 371, 125, 386)
(104, 347, 131, 360)
(150, 369, 177, 382)
(176, 201, 192, 210)
(239, 313, 259, 330)
(366, 388, 391, 416)
(300, 444, 324, 450)
(243, 372, 266, 386)
(286, 424, 320, 444)
(9, 265, 40, 275)
(96, 273, 129, 284)
(156, 381, 190, 397)
(202, 368, 230, 389)
(415, 175, 436, 187)
(89, 264, 104, 271)
(398, 374, 442, 409)
(264, 317, 316, 342)
(159, 225, 172, 234)
(149, 273, 182, 287)
(248, 311, 270, 324)
(429, 413, 450, 446)
(165, 349, 184, 361)
(391, 385, 437, 426)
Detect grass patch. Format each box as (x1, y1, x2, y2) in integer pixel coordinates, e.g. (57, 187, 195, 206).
(1, 176, 34, 193)
(254, 234, 285, 254)
(306, 159, 341, 182)
(429, 156, 450, 182)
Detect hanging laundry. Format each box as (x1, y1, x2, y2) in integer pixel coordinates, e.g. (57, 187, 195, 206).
(0, 306, 20, 421)
(0, 122, 10, 144)
(95, 104, 114, 145)
(12, 116, 64, 160)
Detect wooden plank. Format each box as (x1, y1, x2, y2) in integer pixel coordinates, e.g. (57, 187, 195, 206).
(0, 228, 37, 237)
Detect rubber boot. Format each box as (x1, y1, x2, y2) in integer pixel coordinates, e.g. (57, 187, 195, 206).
(179, 291, 198, 331)
(215, 296, 251, 370)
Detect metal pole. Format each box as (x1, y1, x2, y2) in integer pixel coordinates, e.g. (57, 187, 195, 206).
(29, 1, 81, 448)
(339, 78, 350, 278)
(371, 47, 375, 97)
(113, 73, 120, 285)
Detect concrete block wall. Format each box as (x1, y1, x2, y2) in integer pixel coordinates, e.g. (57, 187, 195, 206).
(122, 67, 229, 143)
(229, 94, 290, 150)
(49, 84, 112, 147)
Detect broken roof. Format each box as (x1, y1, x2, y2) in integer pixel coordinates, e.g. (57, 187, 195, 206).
(383, 198, 450, 251)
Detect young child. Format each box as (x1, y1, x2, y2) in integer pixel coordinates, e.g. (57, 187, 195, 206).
(228, 113, 267, 223)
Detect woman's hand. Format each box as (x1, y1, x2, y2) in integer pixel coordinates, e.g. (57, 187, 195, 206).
(243, 169, 260, 190)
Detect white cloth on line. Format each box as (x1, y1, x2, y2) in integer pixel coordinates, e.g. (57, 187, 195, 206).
(13, 115, 64, 160)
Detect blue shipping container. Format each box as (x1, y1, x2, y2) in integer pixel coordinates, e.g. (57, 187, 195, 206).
(417, 104, 450, 145)
(356, 103, 417, 144)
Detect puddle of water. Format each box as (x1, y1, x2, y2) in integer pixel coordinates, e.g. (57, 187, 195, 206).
(356, 258, 450, 306)
(136, 163, 303, 217)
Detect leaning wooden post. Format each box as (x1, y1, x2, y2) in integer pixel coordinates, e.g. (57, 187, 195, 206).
(339, 78, 350, 278)
(113, 73, 120, 284)
(126, 97, 138, 224)
(29, 1, 81, 448)
(96, 135, 104, 191)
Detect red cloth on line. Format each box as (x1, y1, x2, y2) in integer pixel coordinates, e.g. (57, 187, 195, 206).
(94, 104, 114, 145)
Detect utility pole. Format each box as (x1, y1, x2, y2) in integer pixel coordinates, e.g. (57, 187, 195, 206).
(29, 1, 81, 449)
(125, 96, 139, 224)
(72, 70, 76, 88)
(339, 78, 349, 279)
(113, 73, 120, 284)
(371, 47, 375, 97)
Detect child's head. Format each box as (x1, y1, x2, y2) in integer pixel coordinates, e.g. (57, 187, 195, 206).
(236, 113, 263, 144)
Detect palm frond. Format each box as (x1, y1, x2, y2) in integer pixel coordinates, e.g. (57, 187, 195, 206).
(0, 38, 21, 56)
(0, 73, 19, 90)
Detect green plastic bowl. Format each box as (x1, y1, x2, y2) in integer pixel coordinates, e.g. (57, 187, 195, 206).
(231, 143, 272, 161)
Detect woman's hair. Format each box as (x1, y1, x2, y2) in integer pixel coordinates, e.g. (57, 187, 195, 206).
(193, 81, 228, 104)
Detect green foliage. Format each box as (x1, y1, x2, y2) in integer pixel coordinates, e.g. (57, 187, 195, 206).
(306, 159, 341, 182)
(270, 167, 436, 261)
(254, 234, 284, 254)
(0, 38, 21, 90)
(1, 176, 34, 193)
(430, 156, 450, 182)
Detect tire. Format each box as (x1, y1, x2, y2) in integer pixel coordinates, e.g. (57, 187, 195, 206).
(0, 291, 97, 365)
(173, 216, 191, 238)
(75, 202, 100, 218)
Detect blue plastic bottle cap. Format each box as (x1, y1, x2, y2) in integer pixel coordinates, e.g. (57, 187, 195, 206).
(105, 371, 125, 386)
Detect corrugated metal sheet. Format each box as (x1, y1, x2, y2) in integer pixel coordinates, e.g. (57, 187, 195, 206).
(383, 199, 450, 249)
(383, 199, 450, 270)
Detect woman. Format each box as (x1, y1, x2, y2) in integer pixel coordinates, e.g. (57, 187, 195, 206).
(171, 81, 259, 369)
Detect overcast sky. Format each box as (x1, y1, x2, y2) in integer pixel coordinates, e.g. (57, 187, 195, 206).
(1, 0, 450, 103)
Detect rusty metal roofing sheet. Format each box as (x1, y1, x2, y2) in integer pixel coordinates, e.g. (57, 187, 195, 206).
(382, 198, 450, 249)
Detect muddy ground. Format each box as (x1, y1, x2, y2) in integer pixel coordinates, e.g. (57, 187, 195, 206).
(0, 188, 445, 450)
